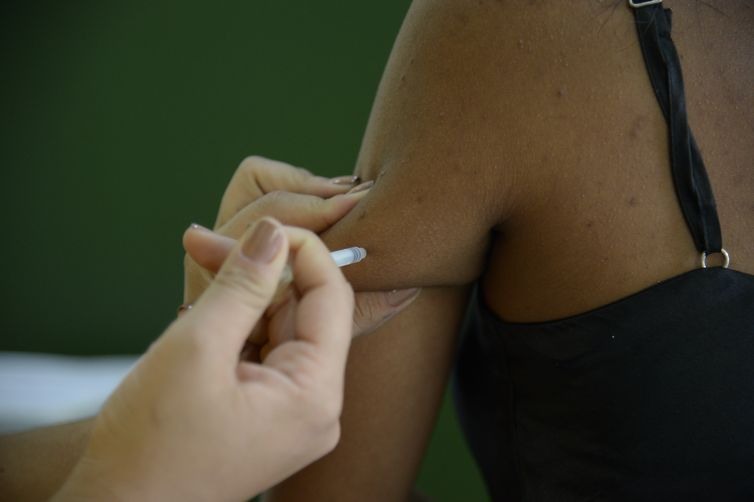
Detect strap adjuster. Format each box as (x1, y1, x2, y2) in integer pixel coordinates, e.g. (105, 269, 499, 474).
(629, 0, 662, 8)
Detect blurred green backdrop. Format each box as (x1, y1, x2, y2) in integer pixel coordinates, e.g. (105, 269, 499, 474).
(0, 1, 487, 499)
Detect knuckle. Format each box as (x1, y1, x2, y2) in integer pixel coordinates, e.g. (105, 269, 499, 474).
(318, 422, 341, 455)
(258, 190, 288, 206)
(289, 345, 325, 384)
(306, 197, 336, 227)
(213, 268, 273, 310)
(296, 413, 340, 460)
(237, 156, 271, 186)
(237, 155, 265, 173)
(283, 165, 314, 185)
(297, 227, 319, 242)
(320, 398, 343, 426)
(239, 157, 311, 188)
(304, 396, 342, 443)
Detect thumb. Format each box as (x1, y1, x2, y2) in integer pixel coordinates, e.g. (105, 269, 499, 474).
(187, 218, 288, 357)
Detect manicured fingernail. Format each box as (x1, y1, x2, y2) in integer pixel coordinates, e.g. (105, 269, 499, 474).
(387, 288, 420, 307)
(242, 219, 283, 263)
(331, 175, 361, 185)
(346, 180, 374, 195)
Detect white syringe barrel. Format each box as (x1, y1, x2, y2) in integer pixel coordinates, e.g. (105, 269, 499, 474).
(330, 247, 367, 268)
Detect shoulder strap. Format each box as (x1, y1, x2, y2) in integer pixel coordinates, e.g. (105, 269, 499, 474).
(630, 1, 723, 255)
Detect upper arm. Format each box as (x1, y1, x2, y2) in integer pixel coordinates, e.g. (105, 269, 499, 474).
(318, 0, 532, 291)
(265, 1, 529, 499)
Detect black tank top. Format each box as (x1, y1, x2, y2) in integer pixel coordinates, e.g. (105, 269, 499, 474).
(453, 4, 754, 501)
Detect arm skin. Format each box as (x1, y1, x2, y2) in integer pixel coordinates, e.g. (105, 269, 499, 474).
(0, 419, 93, 501)
(265, 0, 524, 500)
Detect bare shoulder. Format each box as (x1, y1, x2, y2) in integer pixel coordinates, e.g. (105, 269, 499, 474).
(323, 0, 753, 293)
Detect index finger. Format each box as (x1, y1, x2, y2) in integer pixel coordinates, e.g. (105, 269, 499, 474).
(215, 156, 359, 229)
(276, 227, 355, 378)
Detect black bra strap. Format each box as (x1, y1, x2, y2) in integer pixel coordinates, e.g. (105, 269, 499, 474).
(631, 2, 723, 254)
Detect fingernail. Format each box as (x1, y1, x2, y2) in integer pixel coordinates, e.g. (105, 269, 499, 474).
(387, 288, 420, 307)
(331, 175, 360, 186)
(346, 180, 374, 195)
(189, 223, 210, 232)
(242, 219, 283, 263)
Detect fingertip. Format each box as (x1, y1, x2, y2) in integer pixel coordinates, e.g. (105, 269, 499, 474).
(329, 175, 361, 186)
(184, 225, 237, 272)
(182, 223, 207, 257)
(183, 222, 208, 246)
(386, 288, 421, 308)
(344, 180, 374, 196)
(304, 175, 362, 198)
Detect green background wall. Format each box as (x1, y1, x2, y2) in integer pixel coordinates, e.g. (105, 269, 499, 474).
(1, 2, 487, 499)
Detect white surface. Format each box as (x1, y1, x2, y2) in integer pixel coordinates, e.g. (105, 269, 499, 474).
(0, 352, 138, 434)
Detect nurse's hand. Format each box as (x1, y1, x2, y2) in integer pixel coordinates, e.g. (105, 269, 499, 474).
(54, 219, 354, 502)
(184, 156, 420, 336)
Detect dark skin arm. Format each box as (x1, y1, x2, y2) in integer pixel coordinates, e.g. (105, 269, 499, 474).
(264, 0, 523, 499)
(262, 0, 754, 499)
(0, 419, 92, 502)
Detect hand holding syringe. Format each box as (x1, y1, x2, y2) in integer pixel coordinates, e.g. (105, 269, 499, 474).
(246, 245, 366, 361)
(184, 221, 417, 340)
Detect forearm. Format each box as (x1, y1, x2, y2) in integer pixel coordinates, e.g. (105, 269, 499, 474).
(0, 418, 93, 502)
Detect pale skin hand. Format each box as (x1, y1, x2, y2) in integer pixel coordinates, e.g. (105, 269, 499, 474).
(185, 155, 421, 336)
(53, 219, 356, 502)
(0, 157, 420, 502)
